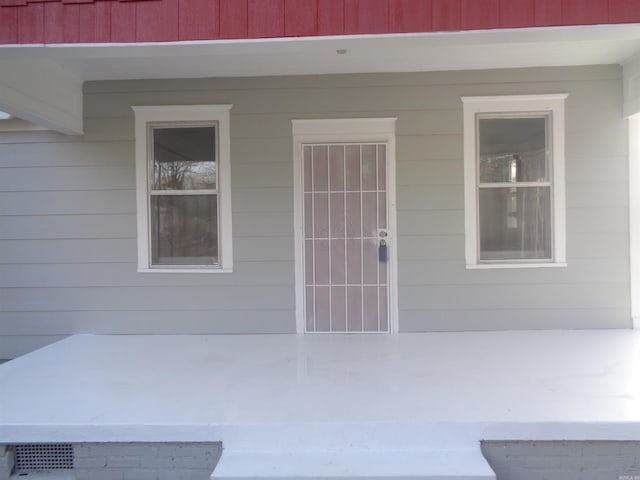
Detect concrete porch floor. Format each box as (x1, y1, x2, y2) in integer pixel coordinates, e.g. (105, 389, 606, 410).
(1, 331, 640, 477)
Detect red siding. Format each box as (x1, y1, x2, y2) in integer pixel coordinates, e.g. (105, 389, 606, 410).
(534, 0, 563, 25)
(135, 0, 179, 42)
(433, 0, 461, 31)
(500, 0, 535, 28)
(110, 1, 136, 42)
(248, 0, 285, 38)
(0, 0, 638, 44)
(179, 0, 219, 40)
(17, 2, 43, 43)
(318, 0, 344, 35)
(220, 0, 247, 38)
(389, 0, 431, 33)
(0, 6, 17, 43)
(562, 0, 609, 25)
(610, 0, 640, 23)
(44, 2, 79, 43)
(345, 0, 389, 34)
(78, 2, 111, 43)
(285, 0, 317, 37)
(461, 0, 499, 30)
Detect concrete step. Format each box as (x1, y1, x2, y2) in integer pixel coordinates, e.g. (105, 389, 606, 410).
(212, 449, 496, 480)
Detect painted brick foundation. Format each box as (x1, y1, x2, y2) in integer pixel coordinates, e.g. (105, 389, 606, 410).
(1, 443, 221, 480)
(482, 441, 640, 480)
(0, 445, 15, 480)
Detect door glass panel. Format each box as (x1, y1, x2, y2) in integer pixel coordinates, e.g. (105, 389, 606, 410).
(313, 193, 329, 238)
(331, 286, 347, 332)
(347, 286, 363, 332)
(314, 286, 330, 332)
(329, 146, 345, 191)
(362, 192, 378, 238)
(329, 193, 345, 238)
(314, 239, 329, 284)
(362, 239, 378, 284)
(345, 193, 362, 237)
(377, 145, 386, 190)
(304, 143, 389, 333)
(378, 192, 387, 229)
(379, 286, 388, 331)
(330, 239, 346, 285)
(303, 146, 313, 192)
(306, 286, 314, 332)
(313, 146, 329, 191)
(363, 286, 379, 332)
(346, 239, 362, 285)
(345, 146, 361, 191)
(361, 145, 377, 190)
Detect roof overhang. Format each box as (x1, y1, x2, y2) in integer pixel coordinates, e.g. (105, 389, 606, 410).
(1, 24, 640, 133)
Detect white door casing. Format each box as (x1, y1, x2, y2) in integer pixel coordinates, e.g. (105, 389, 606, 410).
(292, 118, 398, 333)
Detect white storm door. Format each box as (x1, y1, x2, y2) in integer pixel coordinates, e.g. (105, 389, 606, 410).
(302, 143, 390, 333)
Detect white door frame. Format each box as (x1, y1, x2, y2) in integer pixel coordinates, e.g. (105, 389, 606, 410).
(292, 118, 399, 334)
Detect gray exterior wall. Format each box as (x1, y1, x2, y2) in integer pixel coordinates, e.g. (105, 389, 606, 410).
(0, 65, 630, 358)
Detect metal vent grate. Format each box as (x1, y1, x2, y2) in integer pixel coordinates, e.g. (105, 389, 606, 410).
(13, 444, 74, 472)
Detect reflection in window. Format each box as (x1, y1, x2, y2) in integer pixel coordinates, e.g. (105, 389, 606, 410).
(477, 114, 552, 262)
(152, 127, 217, 190)
(149, 124, 219, 267)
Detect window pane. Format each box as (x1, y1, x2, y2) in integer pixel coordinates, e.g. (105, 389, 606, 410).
(152, 126, 216, 190)
(151, 195, 218, 266)
(479, 187, 551, 261)
(478, 116, 548, 183)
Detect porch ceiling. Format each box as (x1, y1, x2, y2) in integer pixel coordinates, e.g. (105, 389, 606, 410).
(2, 24, 640, 80)
(1, 24, 640, 134)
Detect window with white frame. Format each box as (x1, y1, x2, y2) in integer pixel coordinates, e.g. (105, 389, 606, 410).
(461, 95, 567, 268)
(132, 105, 233, 273)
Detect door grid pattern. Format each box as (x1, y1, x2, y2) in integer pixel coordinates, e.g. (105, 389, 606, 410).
(303, 143, 389, 333)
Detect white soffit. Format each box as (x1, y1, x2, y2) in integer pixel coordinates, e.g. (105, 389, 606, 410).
(0, 24, 639, 81)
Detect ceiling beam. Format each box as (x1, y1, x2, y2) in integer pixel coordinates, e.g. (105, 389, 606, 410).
(0, 58, 83, 134)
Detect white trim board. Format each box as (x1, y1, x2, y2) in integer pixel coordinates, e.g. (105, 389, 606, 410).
(292, 118, 399, 334)
(630, 117, 640, 330)
(132, 104, 233, 273)
(461, 94, 568, 269)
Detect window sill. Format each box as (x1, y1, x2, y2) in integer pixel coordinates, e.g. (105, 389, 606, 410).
(466, 262, 567, 270)
(138, 268, 233, 274)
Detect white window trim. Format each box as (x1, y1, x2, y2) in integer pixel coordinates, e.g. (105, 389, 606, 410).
(461, 94, 568, 269)
(132, 105, 233, 273)
(291, 118, 399, 334)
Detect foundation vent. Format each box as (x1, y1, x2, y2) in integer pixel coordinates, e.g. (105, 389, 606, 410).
(13, 444, 74, 472)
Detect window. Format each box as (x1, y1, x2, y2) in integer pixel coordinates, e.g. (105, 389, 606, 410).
(461, 95, 567, 268)
(132, 105, 233, 272)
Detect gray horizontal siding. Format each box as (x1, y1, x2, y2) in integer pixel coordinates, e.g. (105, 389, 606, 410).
(399, 284, 629, 310)
(401, 309, 630, 331)
(0, 64, 632, 358)
(0, 262, 294, 288)
(81, 65, 621, 93)
(0, 286, 293, 311)
(0, 310, 294, 335)
(398, 234, 630, 261)
(399, 258, 629, 284)
(0, 236, 293, 263)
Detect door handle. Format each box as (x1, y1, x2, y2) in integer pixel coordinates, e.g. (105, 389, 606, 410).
(379, 239, 388, 262)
